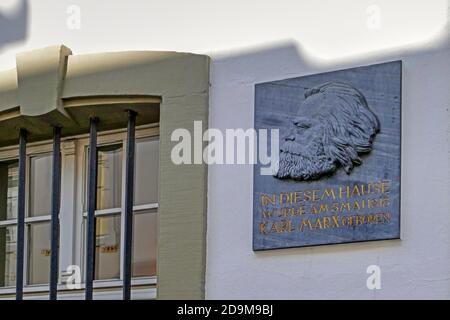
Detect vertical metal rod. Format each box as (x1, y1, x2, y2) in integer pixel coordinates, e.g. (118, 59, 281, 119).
(123, 111, 136, 300)
(16, 129, 27, 300)
(85, 118, 99, 300)
(49, 127, 62, 300)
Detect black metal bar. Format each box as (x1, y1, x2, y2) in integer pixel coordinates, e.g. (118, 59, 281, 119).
(16, 129, 27, 300)
(85, 118, 99, 300)
(123, 111, 137, 300)
(49, 127, 62, 300)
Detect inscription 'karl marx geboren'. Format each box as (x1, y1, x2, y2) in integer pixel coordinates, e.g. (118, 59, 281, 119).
(274, 82, 380, 181)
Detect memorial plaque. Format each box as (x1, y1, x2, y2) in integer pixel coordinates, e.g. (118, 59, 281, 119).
(253, 61, 402, 250)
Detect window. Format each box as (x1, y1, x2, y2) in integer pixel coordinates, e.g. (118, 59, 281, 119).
(27, 154, 52, 285)
(0, 125, 159, 296)
(80, 130, 159, 282)
(88, 144, 123, 280)
(0, 153, 53, 287)
(132, 138, 159, 277)
(0, 160, 18, 287)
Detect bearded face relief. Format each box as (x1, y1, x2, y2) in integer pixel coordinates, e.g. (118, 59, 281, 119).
(255, 61, 402, 250)
(274, 82, 380, 181)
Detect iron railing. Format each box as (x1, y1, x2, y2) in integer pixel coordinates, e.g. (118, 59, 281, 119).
(14, 112, 138, 300)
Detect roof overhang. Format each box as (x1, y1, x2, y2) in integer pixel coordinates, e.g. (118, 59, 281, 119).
(0, 45, 209, 147)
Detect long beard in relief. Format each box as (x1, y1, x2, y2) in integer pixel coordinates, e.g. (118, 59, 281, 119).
(274, 139, 336, 181)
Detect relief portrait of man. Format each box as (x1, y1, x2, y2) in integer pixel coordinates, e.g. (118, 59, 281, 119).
(274, 81, 380, 181)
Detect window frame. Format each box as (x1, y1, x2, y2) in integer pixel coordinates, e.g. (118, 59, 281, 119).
(75, 125, 159, 285)
(26, 152, 54, 286)
(0, 142, 54, 288)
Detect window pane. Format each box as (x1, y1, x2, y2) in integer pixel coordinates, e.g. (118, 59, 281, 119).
(0, 161, 18, 221)
(30, 154, 52, 217)
(132, 210, 157, 277)
(27, 222, 50, 285)
(95, 215, 121, 280)
(0, 226, 16, 287)
(97, 145, 123, 210)
(135, 138, 159, 205)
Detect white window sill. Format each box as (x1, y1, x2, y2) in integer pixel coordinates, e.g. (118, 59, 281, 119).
(0, 277, 157, 300)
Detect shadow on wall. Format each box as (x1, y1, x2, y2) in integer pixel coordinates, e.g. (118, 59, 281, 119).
(0, 0, 28, 52)
(212, 7, 450, 80)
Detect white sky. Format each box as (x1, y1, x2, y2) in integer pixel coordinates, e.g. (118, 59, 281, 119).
(0, 0, 448, 70)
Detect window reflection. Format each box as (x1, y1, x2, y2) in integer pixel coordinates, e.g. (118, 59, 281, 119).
(0, 226, 16, 287)
(27, 222, 50, 285)
(0, 160, 18, 287)
(29, 155, 52, 217)
(0, 161, 18, 221)
(96, 145, 123, 211)
(95, 215, 121, 280)
(135, 139, 159, 205)
(132, 210, 157, 277)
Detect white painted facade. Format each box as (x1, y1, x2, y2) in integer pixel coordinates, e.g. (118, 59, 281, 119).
(0, 0, 449, 299)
